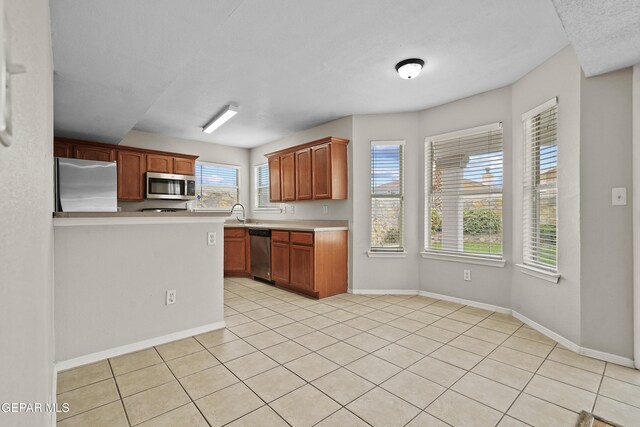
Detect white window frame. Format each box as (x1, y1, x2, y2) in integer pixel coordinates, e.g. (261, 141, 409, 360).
(517, 97, 560, 283)
(254, 163, 281, 212)
(422, 123, 506, 267)
(368, 140, 406, 257)
(194, 160, 240, 212)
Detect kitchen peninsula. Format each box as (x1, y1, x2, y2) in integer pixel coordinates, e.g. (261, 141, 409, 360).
(53, 211, 228, 369)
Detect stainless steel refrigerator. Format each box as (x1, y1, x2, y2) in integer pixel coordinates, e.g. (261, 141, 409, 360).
(55, 157, 118, 212)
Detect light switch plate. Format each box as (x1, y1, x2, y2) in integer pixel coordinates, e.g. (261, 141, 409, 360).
(612, 187, 627, 206)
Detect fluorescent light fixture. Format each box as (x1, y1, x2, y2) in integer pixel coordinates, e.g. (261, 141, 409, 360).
(395, 58, 425, 79)
(203, 105, 238, 134)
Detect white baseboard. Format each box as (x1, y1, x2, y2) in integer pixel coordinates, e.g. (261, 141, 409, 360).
(511, 311, 580, 352)
(348, 287, 634, 367)
(579, 346, 635, 368)
(349, 288, 419, 295)
(418, 290, 512, 314)
(512, 311, 635, 368)
(55, 321, 226, 372)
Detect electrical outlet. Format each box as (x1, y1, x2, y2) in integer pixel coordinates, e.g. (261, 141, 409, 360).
(207, 232, 216, 246)
(612, 187, 627, 206)
(463, 270, 471, 281)
(290, 204, 295, 214)
(322, 205, 328, 215)
(166, 290, 176, 305)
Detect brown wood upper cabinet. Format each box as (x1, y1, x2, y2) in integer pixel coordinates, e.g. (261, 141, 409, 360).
(146, 154, 173, 174)
(173, 157, 195, 175)
(117, 151, 146, 201)
(312, 144, 331, 199)
(280, 152, 296, 201)
(265, 136, 349, 202)
(268, 157, 282, 202)
(54, 140, 74, 158)
(75, 145, 116, 162)
(295, 148, 312, 200)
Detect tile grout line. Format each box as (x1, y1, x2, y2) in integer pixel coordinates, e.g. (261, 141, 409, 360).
(58, 279, 626, 426)
(106, 358, 134, 427)
(227, 282, 536, 422)
(153, 344, 214, 427)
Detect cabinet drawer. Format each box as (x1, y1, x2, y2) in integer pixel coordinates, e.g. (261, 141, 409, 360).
(224, 228, 246, 238)
(290, 232, 313, 245)
(272, 230, 290, 242)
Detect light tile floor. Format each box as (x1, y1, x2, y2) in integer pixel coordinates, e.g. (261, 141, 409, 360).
(56, 278, 640, 426)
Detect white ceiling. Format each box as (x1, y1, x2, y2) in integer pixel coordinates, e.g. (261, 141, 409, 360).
(551, 0, 640, 77)
(51, 0, 569, 148)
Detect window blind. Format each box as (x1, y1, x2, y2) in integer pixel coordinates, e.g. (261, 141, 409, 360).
(425, 124, 503, 257)
(195, 161, 239, 210)
(255, 164, 279, 209)
(370, 141, 404, 252)
(523, 99, 558, 271)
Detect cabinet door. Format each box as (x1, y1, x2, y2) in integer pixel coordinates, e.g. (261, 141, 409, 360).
(295, 148, 312, 200)
(54, 141, 74, 158)
(281, 153, 296, 201)
(146, 154, 173, 173)
(268, 157, 282, 202)
(312, 144, 332, 199)
(173, 157, 195, 175)
(75, 145, 115, 162)
(290, 244, 314, 292)
(224, 238, 247, 272)
(117, 151, 146, 201)
(271, 241, 290, 284)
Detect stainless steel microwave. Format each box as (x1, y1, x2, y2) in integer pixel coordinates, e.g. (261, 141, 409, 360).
(146, 172, 196, 200)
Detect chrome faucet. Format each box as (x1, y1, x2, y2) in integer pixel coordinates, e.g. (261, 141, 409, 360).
(230, 203, 246, 224)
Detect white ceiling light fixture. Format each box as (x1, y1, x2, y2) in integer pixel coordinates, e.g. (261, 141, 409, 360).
(395, 58, 425, 79)
(202, 104, 238, 134)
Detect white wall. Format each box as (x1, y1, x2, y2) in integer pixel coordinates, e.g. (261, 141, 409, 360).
(351, 113, 421, 292)
(119, 130, 250, 212)
(55, 221, 224, 362)
(0, 0, 55, 425)
(579, 68, 634, 358)
(511, 46, 583, 344)
(418, 86, 513, 308)
(634, 65, 640, 367)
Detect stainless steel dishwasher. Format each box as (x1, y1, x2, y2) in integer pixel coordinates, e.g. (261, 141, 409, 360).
(249, 228, 272, 282)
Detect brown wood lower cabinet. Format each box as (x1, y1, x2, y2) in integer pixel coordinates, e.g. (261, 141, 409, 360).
(271, 241, 290, 283)
(271, 229, 347, 299)
(224, 228, 251, 277)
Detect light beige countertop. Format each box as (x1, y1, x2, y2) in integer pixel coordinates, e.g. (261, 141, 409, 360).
(53, 211, 228, 226)
(54, 211, 229, 218)
(224, 219, 349, 232)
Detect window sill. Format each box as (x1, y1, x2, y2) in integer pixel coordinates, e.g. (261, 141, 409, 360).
(367, 251, 407, 258)
(516, 263, 560, 284)
(420, 251, 506, 267)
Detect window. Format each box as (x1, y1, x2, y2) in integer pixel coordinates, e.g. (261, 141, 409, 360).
(370, 141, 404, 252)
(194, 161, 239, 210)
(523, 98, 558, 272)
(425, 123, 504, 258)
(255, 163, 279, 210)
